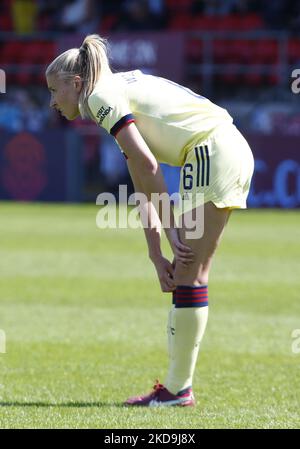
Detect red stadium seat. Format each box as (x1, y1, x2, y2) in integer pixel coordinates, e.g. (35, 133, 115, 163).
(100, 14, 119, 32)
(213, 39, 251, 64)
(252, 39, 278, 64)
(213, 40, 233, 63)
(230, 40, 253, 63)
(186, 38, 203, 62)
(288, 39, 300, 64)
(192, 13, 264, 32)
(27, 42, 43, 63)
(266, 65, 280, 85)
(240, 14, 264, 30)
(16, 72, 32, 86)
(215, 15, 241, 31)
(169, 13, 192, 30)
(0, 14, 12, 31)
(243, 71, 263, 86)
(221, 65, 240, 84)
(1, 42, 23, 64)
(192, 15, 218, 31)
(166, 0, 192, 13)
(2, 40, 55, 86)
(42, 41, 55, 64)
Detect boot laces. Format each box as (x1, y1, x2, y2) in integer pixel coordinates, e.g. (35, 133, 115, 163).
(152, 379, 165, 395)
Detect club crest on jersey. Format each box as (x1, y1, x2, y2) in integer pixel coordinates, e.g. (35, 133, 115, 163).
(96, 106, 112, 124)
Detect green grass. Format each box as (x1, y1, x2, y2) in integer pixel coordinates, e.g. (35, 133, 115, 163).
(0, 202, 299, 429)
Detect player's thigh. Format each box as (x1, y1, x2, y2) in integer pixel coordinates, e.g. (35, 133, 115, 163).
(174, 201, 231, 285)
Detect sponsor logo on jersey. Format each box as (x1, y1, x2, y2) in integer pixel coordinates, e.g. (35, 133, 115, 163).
(96, 106, 113, 124)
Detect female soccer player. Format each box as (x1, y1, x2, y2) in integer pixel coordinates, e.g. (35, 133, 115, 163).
(46, 34, 254, 407)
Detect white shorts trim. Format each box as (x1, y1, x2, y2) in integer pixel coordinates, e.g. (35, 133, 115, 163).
(179, 124, 254, 211)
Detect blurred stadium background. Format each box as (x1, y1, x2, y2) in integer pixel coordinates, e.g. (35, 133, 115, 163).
(0, 0, 299, 207)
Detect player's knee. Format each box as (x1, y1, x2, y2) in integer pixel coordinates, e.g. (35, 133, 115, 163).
(174, 264, 209, 286)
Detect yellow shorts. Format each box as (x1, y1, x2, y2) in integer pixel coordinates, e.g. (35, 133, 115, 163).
(179, 124, 254, 211)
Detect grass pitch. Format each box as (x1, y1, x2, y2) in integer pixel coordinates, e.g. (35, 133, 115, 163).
(0, 202, 299, 429)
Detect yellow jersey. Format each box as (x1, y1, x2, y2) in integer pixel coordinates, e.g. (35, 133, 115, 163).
(88, 70, 233, 166)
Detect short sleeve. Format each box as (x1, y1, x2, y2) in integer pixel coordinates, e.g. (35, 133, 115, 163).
(88, 82, 135, 137)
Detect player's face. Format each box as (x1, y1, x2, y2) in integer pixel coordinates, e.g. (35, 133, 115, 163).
(47, 74, 82, 120)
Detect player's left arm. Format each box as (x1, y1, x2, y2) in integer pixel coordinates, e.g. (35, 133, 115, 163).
(116, 122, 194, 265)
(127, 157, 176, 292)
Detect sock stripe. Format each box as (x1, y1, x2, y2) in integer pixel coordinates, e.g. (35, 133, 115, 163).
(176, 293, 208, 298)
(176, 288, 207, 292)
(176, 302, 207, 306)
(174, 285, 208, 308)
(175, 288, 208, 293)
(176, 291, 207, 295)
(176, 301, 208, 308)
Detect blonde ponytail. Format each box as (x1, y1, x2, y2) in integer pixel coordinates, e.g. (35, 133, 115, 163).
(46, 34, 111, 119)
(78, 34, 111, 118)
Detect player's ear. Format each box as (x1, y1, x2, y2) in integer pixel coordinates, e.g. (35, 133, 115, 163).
(73, 75, 83, 93)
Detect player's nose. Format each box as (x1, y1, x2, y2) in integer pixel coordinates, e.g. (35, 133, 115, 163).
(50, 97, 56, 109)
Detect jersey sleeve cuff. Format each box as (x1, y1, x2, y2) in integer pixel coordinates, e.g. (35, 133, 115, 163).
(110, 114, 135, 137)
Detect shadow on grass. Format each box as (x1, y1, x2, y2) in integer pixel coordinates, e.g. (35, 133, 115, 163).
(0, 401, 125, 408)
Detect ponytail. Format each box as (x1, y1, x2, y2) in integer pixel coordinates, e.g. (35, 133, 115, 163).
(46, 34, 111, 119)
(78, 34, 111, 118)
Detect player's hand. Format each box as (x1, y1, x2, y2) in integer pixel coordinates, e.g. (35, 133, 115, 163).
(166, 228, 194, 266)
(152, 255, 176, 292)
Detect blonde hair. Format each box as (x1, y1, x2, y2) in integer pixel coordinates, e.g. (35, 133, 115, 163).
(46, 34, 111, 119)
